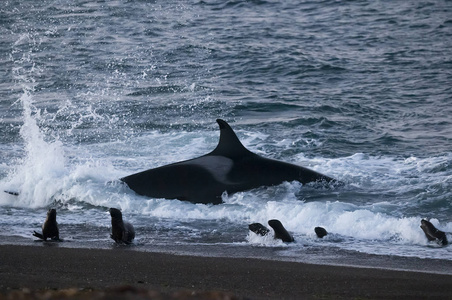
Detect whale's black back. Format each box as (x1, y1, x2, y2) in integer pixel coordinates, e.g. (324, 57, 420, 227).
(121, 119, 337, 204)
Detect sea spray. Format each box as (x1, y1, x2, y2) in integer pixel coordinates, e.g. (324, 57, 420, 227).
(1, 33, 68, 207)
(1, 90, 67, 207)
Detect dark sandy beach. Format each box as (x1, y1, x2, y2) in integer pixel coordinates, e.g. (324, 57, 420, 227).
(0, 245, 451, 299)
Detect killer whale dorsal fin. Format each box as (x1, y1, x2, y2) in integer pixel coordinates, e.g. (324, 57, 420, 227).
(209, 119, 253, 158)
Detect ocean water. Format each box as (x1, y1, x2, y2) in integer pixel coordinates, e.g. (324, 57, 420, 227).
(1, 1, 451, 274)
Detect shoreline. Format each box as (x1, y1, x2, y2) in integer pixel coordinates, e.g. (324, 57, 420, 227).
(1, 245, 451, 299)
(3, 236, 452, 276)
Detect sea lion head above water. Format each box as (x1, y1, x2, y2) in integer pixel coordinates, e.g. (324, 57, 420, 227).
(420, 219, 448, 246)
(248, 223, 270, 236)
(267, 219, 294, 243)
(314, 226, 328, 238)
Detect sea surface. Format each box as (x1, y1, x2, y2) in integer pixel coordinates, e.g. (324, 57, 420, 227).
(1, 0, 451, 274)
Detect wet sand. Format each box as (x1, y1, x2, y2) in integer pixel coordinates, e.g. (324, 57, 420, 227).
(0, 245, 451, 299)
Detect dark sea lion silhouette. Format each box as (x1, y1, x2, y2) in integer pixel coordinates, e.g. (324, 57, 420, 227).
(33, 208, 60, 241)
(249, 220, 294, 243)
(121, 119, 339, 204)
(249, 223, 271, 236)
(420, 219, 448, 246)
(109, 208, 135, 244)
(314, 226, 328, 238)
(268, 219, 295, 243)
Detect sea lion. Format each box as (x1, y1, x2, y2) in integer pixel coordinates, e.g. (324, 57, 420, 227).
(33, 208, 60, 241)
(267, 219, 294, 243)
(109, 208, 135, 244)
(248, 223, 270, 236)
(314, 226, 328, 238)
(420, 219, 448, 246)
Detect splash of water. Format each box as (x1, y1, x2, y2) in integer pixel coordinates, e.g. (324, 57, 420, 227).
(1, 91, 67, 207)
(1, 33, 67, 207)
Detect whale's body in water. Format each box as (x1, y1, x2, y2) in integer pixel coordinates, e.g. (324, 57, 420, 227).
(121, 119, 338, 204)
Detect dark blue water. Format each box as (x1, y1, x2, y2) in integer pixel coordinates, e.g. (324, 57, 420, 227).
(1, 1, 451, 273)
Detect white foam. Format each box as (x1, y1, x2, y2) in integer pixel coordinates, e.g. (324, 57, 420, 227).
(246, 230, 288, 247)
(1, 91, 66, 207)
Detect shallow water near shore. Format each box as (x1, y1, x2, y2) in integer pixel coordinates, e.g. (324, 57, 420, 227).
(1, 0, 451, 274)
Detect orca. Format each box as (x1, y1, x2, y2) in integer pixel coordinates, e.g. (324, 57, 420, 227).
(121, 119, 339, 204)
